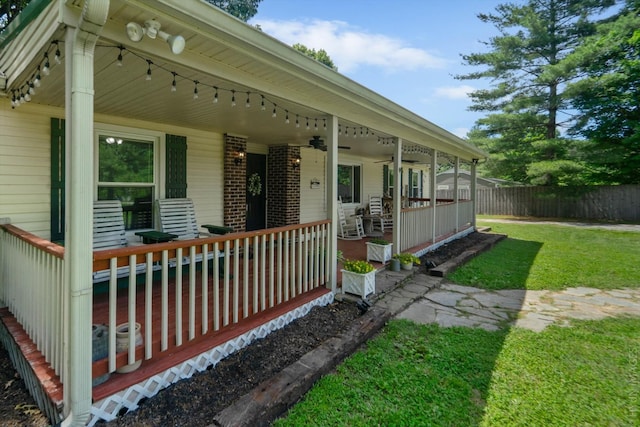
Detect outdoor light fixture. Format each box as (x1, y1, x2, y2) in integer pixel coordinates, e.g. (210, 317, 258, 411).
(234, 149, 245, 165)
(126, 19, 185, 55)
(292, 154, 301, 169)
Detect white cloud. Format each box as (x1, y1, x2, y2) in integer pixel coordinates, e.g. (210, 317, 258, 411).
(452, 127, 470, 138)
(434, 85, 475, 100)
(253, 19, 447, 73)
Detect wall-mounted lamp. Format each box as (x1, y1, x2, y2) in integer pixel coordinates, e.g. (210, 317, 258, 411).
(126, 19, 185, 55)
(234, 149, 245, 165)
(292, 154, 301, 169)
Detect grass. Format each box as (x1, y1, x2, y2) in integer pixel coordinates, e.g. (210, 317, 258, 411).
(448, 221, 640, 290)
(275, 221, 640, 426)
(275, 317, 640, 427)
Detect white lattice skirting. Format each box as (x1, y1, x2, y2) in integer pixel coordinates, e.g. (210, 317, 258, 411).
(89, 291, 334, 426)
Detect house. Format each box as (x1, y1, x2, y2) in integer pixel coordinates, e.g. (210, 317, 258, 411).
(436, 169, 520, 200)
(0, 1, 486, 425)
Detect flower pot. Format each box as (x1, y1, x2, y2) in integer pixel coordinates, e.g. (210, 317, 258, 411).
(115, 322, 143, 373)
(401, 262, 413, 271)
(92, 324, 110, 386)
(341, 269, 376, 298)
(365, 242, 393, 263)
(390, 258, 401, 272)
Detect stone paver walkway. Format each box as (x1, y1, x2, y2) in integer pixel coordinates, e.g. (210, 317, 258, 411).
(375, 275, 640, 332)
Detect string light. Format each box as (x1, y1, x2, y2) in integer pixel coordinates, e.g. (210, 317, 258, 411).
(117, 45, 124, 66)
(53, 41, 61, 64)
(8, 42, 395, 148)
(145, 60, 152, 80)
(42, 52, 50, 76)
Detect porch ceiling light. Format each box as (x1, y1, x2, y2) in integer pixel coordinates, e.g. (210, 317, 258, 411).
(126, 19, 185, 55)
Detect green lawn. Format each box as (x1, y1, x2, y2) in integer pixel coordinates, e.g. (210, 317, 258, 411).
(276, 317, 640, 427)
(275, 221, 640, 426)
(448, 221, 640, 290)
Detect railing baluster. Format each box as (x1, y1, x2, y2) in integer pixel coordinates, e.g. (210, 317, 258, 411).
(189, 246, 196, 341)
(108, 258, 118, 373)
(242, 237, 249, 318)
(213, 242, 220, 330)
(232, 238, 239, 324)
(283, 230, 290, 302)
(252, 235, 259, 314)
(202, 243, 209, 334)
(145, 252, 153, 359)
(223, 240, 230, 326)
(128, 255, 137, 366)
(175, 248, 183, 346)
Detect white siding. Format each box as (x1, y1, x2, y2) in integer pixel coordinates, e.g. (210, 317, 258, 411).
(0, 101, 227, 239)
(299, 151, 326, 223)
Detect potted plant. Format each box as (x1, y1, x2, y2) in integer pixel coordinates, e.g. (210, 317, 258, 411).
(341, 259, 376, 298)
(393, 253, 421, 271)
(365, 238, 393, 263)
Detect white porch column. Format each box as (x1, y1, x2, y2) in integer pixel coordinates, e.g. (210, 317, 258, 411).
(454, 156, 459, 232)
(326, 116, 339, 293)
(392, 138, 402, 252)
(430, 150, 437, 244)
(471, 158, 478, 229)
(63, 1, 109, 426)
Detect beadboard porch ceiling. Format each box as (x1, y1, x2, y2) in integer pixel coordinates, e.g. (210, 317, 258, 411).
(0, 0, 486, 163)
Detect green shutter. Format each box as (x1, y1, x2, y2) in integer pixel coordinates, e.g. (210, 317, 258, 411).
(419, 170, 424, 197)
(383, 165, 389, 196)
(50, 118, 65, 243)
(166, 134, 187, 198)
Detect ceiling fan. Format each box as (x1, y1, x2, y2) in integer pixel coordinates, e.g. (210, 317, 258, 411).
(374, 156, 420, 164)
(306, 136, 351, 152)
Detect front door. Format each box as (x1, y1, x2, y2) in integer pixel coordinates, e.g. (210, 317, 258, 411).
(246, 153, 266, 231)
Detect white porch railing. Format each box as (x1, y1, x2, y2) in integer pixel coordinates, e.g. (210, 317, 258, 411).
(458, 200, 474, 230)
(92, 220, 331, 378)
(0, 225, 66, 378)
(399, 206, 434, 251)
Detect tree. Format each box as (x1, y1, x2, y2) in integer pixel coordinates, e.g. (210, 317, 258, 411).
(292, 43, 338, 71)
(0, 1, 262, 30)
(457, 0, 618, 185)
(0, 0, 30, 30)
(205, 0, 262, 22)
(563, 0, 640, 184)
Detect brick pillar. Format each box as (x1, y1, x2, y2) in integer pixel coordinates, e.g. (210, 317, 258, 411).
(267, 146, 300, 228)
(224, 134, 247, 232)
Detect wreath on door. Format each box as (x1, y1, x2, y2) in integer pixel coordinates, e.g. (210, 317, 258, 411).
(248, 173, 262, 196)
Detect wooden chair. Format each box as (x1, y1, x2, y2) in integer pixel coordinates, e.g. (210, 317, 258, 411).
(337, 199, 365, 240)
(368, 195, 392, 232)
(93, 200, 147, 283)
(156, 198, 206, 240)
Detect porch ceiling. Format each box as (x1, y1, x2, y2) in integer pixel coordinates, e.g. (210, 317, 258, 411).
(0, 0, 486, 163)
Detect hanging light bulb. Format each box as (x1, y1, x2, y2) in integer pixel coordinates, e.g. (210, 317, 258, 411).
(42, 52, 50, 76)
(339, 125, 342, 135)
(296, 114, 300, 128)
(171, 72, 177, 92)
(285, 110, 290, 124)
(24, 91, 31, 102)
(145, 60, 152, 80)
(117, 46, 124, 66)
(28, 81, 36, 95)
(272, 105, 277, 118)
(193, 80, 199, 99)
(314, 119, 318, 131)
(323, 119, 327, 130)
(260, 95, 266, 111)
(54, 41, 61, 64)
(10, 91, 17, 108)
(213, 87, 219, 103)
(245, 92, 250, 108)
(19, 91, 26, 104)
(230, 90, 236, 107)
(33, 67, 41, 88)
(306, 117, 310, 130)
(353, 128, 357, 137)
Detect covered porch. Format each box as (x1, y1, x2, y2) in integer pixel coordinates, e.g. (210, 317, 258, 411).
(0, 0, 485, 425)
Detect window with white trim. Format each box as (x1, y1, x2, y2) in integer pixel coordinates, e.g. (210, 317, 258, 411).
(96, 130, 159, 230)
(338, 164, 361, 204)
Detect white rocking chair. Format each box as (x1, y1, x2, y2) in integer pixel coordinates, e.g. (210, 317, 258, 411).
(337, 199, 365, 240)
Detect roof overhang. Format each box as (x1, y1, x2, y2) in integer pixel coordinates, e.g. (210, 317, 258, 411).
(0, 0, 487, 162)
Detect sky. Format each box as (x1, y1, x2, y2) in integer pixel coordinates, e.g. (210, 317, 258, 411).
(249, 0, 506, 139)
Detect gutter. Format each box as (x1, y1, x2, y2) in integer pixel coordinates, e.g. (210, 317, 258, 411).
(0, 0, 53, 50)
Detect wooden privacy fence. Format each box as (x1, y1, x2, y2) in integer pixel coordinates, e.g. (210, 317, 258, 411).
(468, 185, 640, 221)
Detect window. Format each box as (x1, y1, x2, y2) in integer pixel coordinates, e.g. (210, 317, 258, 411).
(338, 164, 361, 204)
(410, 170, 422, 197)
(97, 133, 157, 230)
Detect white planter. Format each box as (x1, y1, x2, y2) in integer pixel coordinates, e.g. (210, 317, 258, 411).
(341, 269, 376, 298)
(401, 262, 413, 271)
(366, 242, 393, 263)
(115, 322, 143, 373)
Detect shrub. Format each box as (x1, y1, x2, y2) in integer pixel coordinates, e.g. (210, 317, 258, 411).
(343, 259, 375, 274)
(393, 253, 421, 265)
